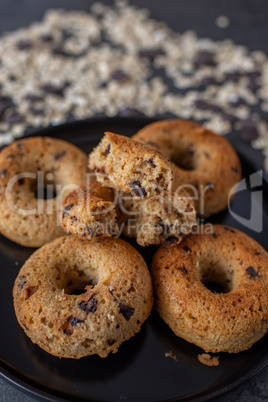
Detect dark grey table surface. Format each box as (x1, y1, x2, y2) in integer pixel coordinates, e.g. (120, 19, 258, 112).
(0, 1, 267, 401)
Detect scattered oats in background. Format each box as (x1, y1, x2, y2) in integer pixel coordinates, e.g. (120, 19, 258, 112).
(215, 15, 230, 29)
(0, 0, 267, 167)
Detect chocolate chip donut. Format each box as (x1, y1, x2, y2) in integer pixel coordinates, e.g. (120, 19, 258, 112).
(151, 225, 268, 353)
(61, 181, 119, 241)
(133, 119, 241, 217)
(61, 181, 197, 247)
(119, 189, 197, 247)
(0, 137, 88, 247)
(88, 132, 174, 200)
(13, 236, 153, 358)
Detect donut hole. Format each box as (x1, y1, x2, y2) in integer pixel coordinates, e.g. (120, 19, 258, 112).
(171, 147, 196, 171)
(34, 178, 58, 200)
(25, 174, 58, 200)
(35, 184, 57, 200)
(63, 269, 98, 296)
(200, 262, 233, 294)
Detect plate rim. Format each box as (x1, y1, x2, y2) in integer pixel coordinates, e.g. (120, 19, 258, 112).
(0, 117, 267, 402)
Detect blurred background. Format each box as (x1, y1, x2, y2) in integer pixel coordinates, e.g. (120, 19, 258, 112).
(0, 1, 267, 401)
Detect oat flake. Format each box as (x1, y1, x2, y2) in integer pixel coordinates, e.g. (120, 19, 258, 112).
(0, 0, 267, 166)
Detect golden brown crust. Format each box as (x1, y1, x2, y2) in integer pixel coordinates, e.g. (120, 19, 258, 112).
(88, 132, 174, 199)
(0, 137, 88, 247)
(13, 235, 153, 358)
(151, 224, 268, 353)
(61, 181, 118, 240)
(133, 119, 242, 217)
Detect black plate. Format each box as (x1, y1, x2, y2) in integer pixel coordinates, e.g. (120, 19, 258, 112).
(0, 118, 267, 402)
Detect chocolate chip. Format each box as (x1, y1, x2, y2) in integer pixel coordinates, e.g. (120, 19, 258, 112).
(246, 266, 259, 279)
(16, 40, 33, 51)
(109, 288, 117, 302)
(95, 167, 106, 174)
(0, 96, 12, 116)
(200, 76, 218, 88)
(70, 317, 84, 326)
(40, 84, 64, 96)
(110, 69, 129, 81)
(146, 141, 159, 148)
(29, 107, 45, 116)
(83, 227, 93, 238)
(119, 304, 134, 320)
(127, 284, 135, 293)
(107, 339, 116, 346)
(79, 296, 98, 313)
(54, 150, 67, 160)
(247, 77, 260, 93)
(139, 48, 165, 60)
(52, 47, 85, 58)
(194, 100, 222, 113)
(0, 169, 7, 179)
(129, 181, 147, 198)
(240, 119, 259, 142)
(229, 96, 247, 108)
(209, 104, 222, 113)
(131, 188, 147, 199)
(24, 94, 44, 102)
(177, 266, 188, 276)
(40, 34, 53, 43)
(104, 144, 111, 154)
(194, 51, 216, 67)
(195, 100, 210, 110)
(129, 180, 142, 189)
(224, 71, 242, 82)
(222, 113, 238, 124)
(25, 285, 39, 300)
(231, 166, 240, 174)
(247, 71, 261, 79)
(17, 275, 27, 290)
(3, 111, 24, 124)
(62, 203, 74, 219)
(182, 245, 191, 253)
(62, 29, 74, 40)
(154, 222, 164, 233)
(71, 216, 78, 223)
(148, 158, 156, 168)
(117, 108, 145, 118)
(223, 226, 235, 233)
(163, 236, 179, 246)
(52, 47, 69, 57)
(212, 232, 217, 239)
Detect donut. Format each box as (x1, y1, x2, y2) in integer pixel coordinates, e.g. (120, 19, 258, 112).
(88, 132, 174, 200)
(119, 189, 197, 247)
(13, 235, 153, 358)
(0, 137, 88, 247)
(133, 119, 241, 217)
(61, 181, 197, 247)
(151, 224, 268, 353)
(61, 181, 119, 240)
